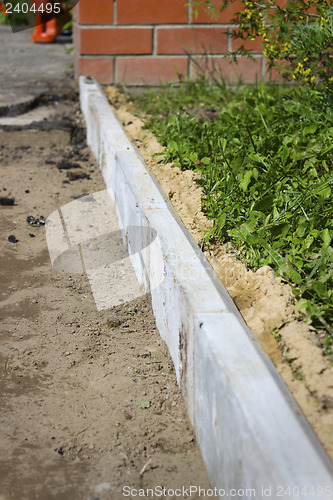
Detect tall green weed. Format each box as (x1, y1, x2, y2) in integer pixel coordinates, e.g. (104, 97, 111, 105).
(136, 81, 333, 354)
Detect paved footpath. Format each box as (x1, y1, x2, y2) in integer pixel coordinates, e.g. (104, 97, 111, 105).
(0, 25, 210, 500)
(0, 25, 73, 107)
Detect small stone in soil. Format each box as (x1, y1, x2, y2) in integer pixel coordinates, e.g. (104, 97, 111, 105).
(27, 215, 45, 226)
(57, 160, 81, 170)
(8, 235, 19, 243)
(0, 197, 15, 206)
(67, 171, 90, 181)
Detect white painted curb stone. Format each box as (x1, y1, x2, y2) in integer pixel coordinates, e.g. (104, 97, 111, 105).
(79, 76, 333, 498)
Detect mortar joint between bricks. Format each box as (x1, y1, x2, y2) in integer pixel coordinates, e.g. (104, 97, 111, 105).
(113, 0, 117, 25)
(188, 1, 192, 24)
(152, 26, 157, 55)
(260, 56, 266, 82)
(113, 57, 116, 84)
(227, 27, 232, 52)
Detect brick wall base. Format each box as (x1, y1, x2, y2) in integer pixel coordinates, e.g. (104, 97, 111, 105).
(73, 0, 270, 85)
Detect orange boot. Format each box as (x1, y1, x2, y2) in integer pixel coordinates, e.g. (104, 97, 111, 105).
(31, 0, 69, 43)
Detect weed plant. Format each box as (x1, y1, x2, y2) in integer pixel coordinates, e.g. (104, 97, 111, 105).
(135, 79, 333, 355)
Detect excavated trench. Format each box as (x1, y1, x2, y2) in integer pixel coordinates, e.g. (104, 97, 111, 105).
(0, 87, 211, 499)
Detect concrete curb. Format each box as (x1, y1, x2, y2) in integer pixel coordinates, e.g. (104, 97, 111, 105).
(79, 76, 333, 498)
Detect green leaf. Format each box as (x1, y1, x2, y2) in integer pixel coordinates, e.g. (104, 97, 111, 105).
(283, 135, 293, 145)
(239, 170, 253, 192)
(318, 186, 331, 200)
(311, 280, 328, 299)
(319, 144, 333, 157)
(246, 233, 260, 245)
(321, 228, 331, 247)
(296, 218, 308, 238)
(217, 212, 226, 230)
(253, 196, 275, 212)
(270, 223, 289, 238)
(248, 152, 268, 166)
(303, 123, 318, 135)
(218, 137, 227, 152)
(297, 298, 309, 313)
(289, 269, 302, 285)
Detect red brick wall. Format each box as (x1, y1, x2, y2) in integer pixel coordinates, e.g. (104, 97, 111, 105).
(73, 0, 267, 85)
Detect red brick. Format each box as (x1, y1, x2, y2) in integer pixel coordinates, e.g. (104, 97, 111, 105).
(80, 28, 152, 55)
(192, 1, 242, 23)
(79, 0, 114, 24)
(307, 5, 318, 15)
(265, 61, 289, 83)
(115, 56, 188, 84)
(157, 27, 228, 55)
(232, 30, 263, 53)
(190, 55, 263, 83)
(117, 0, 188, 24)
(274, 0, 288, 9)
(75, 56, 115, 84)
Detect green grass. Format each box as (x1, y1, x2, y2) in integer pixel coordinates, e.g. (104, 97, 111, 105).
(133, 79, 333, 356)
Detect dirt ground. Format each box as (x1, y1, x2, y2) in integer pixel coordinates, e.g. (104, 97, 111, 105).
(103, 86, 333, 464)
(0, 85, 211, 499)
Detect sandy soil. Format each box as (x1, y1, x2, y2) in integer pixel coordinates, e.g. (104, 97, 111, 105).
(104, 86, 333, 463)
(0, 87, 211, 499)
